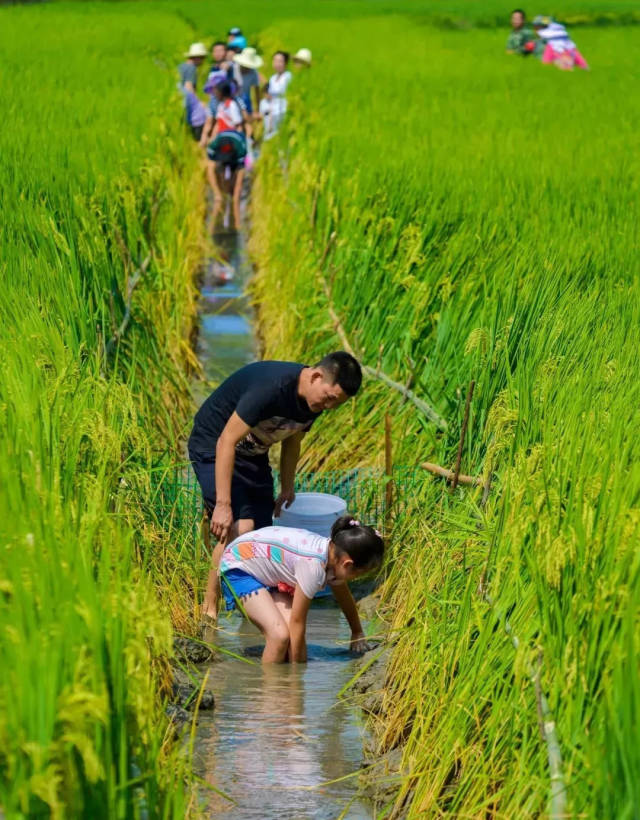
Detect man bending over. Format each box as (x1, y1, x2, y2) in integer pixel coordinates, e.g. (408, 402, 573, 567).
(188, 352, 362, 627)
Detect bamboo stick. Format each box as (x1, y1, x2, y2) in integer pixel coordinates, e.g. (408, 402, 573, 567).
(421, 461, 481, 486)
(384, 413, 394, 527)
(105, 253, 152, 356)
(451, 380, 475, 492)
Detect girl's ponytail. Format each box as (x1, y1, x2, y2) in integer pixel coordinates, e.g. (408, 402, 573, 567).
(330, 515, 384, 571)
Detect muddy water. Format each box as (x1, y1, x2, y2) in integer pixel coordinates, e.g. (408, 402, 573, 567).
(192, 222, 371, 818)
(195, 608, 371, 818)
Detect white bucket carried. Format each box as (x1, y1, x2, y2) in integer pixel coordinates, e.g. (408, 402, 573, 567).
(275, 492, 346, 537)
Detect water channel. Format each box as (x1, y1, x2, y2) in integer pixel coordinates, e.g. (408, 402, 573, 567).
(191, 214, 372, 818)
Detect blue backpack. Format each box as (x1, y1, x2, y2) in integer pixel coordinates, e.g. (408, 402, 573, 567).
(206, 130, 247, 166)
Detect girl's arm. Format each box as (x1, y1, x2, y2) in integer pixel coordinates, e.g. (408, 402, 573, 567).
(330, 582, 369, 653)
(289, 586, 312, 662)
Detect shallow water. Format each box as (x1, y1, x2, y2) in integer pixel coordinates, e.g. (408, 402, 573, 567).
(194, 606, 371, 819)
(194, 228, 256, 399)
(192, 211, 372, 819)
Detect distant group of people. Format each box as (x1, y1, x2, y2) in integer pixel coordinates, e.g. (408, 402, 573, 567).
(507, 10, 589, 70)
(178, 28, 312, 227)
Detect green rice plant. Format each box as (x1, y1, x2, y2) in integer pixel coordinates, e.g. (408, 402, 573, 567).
(0, 3, 206, 815)
(249, 14, 640, 818)
(2, 0, 637, 815)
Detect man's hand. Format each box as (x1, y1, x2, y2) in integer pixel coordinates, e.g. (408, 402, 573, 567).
(210, 501, 233, 541)
(349, 631, 372, 654)
(273, 488, 295, 518)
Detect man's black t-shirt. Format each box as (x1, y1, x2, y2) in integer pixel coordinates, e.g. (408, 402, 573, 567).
(188, 361, 320, 464)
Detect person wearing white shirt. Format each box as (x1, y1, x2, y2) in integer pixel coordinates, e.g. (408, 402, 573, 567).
(267, 51, 292, 133)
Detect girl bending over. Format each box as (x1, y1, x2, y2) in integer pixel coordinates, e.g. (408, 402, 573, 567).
(220, 516, 384, 663)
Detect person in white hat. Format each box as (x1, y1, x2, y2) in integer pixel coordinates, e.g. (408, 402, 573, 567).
(293, 48, 312, 68)
(179, 43, 208, 94)
(233, 47, 265, 116)
(178, 43, 209, 140)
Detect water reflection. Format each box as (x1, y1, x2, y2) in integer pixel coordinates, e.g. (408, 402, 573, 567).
(192, 195, 370, 819)
(194, 228, 256, 395)
(195, 607, 371, 819)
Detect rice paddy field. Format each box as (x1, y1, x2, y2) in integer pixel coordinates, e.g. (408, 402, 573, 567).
(1, 0, 638, 817)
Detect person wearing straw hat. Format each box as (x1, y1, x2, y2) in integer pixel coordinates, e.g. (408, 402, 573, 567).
(178, 42, 208, 93)
(293, 48, 312, 68)
(178, 43, 209, 140)
(233, 47, 264, 116)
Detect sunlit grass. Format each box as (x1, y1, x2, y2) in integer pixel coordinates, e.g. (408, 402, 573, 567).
(0, 4, 204, 815)
(249, 17, 640, 818)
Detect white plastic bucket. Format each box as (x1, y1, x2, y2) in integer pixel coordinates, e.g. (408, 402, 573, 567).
(275, 491, 347, 537)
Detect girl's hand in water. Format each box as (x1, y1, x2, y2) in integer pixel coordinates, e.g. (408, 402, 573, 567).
(349, 631, 371, 654)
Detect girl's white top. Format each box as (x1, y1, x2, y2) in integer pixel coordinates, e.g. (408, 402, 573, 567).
(221, 526, 334, 599)
(267, 71, 292, 118)
(537, 22, 576, 51)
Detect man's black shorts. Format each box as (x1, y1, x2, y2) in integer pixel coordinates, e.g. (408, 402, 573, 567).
(190, 455, 275, 530)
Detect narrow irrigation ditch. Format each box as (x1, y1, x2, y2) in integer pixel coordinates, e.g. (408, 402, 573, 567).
(149, 147, 571, 818)
(157, 179, 395, 818)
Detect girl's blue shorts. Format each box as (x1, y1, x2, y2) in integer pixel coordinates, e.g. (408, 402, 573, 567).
(220, 568, 268, 611)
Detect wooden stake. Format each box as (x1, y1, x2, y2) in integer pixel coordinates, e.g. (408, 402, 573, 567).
(384, 412, 394, 526)
(451, 380, 475, 492)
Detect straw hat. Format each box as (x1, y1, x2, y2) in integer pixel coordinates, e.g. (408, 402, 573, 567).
(233, 47, 264, 70)
(293, 48, 312, 66)
(185, 42, 208, 58)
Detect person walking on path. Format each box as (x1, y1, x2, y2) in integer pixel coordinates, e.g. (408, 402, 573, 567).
(533, 15, 589, 70)
(227, 26, 247, 50)
(233, 47, 264, 116)
(178, 42, 208, 93)
(267, 51, 292, 133)
(293, 48, 312, 68)
(188, 353, 363, 628)
(506, 10, 542, 56)
(178, 43, 209, 139)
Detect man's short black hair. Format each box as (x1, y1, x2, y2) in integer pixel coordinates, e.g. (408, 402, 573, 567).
(314, 352, 362, 396)
(212, 40, 227, 49)
(512, 8, 526, 16)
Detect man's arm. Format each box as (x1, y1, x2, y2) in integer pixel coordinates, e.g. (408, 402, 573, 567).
(289, 586, 312, 662)
(331, 582, 370, 654)
(274, 431, 304, 517)
(211, 411, 251, 540)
